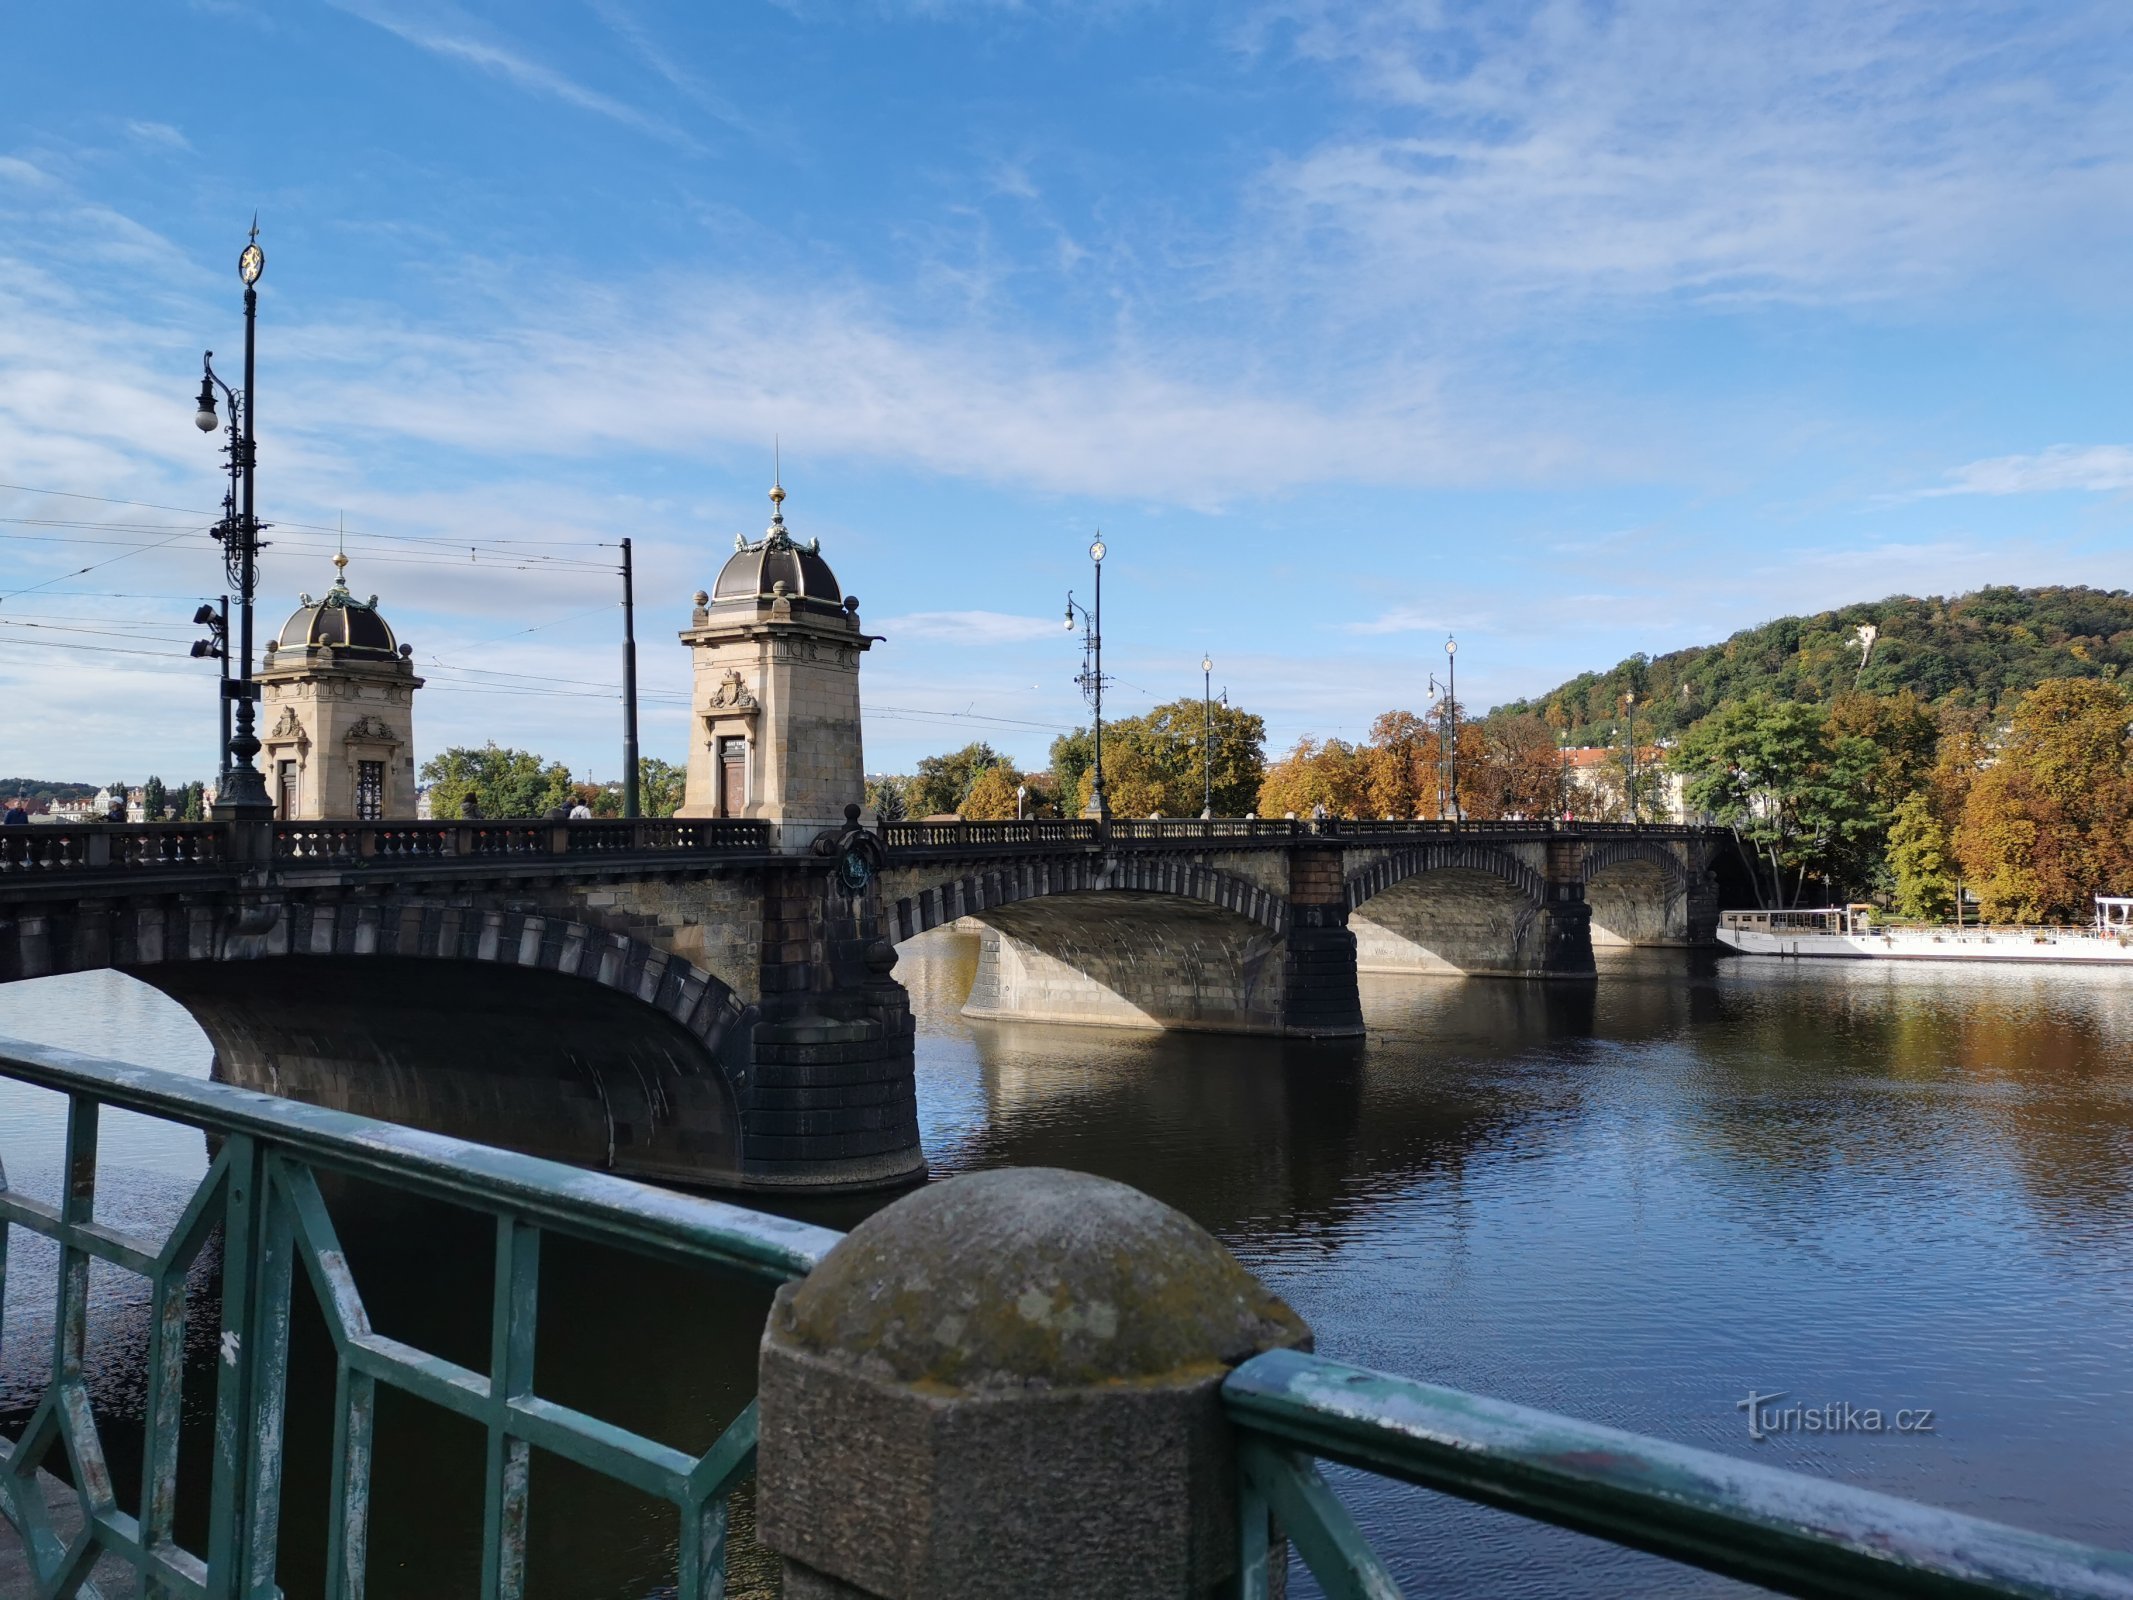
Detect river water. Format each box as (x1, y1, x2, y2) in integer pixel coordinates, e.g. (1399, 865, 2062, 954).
(0, 941, 2128, 1597)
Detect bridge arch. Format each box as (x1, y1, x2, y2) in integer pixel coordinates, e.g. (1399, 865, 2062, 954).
(1343, 840, 1548, 913)
(1340, 841, 1551, 978)
(4, 899, 756, 1188)
(1580, 840, 1690, 948)
(881, 855, 1323, 1034)
(886, 854, 1288, 944)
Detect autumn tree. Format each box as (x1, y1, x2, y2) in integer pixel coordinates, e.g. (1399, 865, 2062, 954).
(1357, 710, 1440, 818)
(960, 763, 1025, 819)
(1955, 678, 2133, 923)
(1258, 737, 1369, 818)
(908, 743, 1008, 816)
(1460, 715, 1561, 819)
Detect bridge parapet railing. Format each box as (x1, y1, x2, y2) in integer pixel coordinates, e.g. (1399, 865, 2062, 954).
(565, 817, 773, 854)
(0, 823, 226, 874)
(879, 816, 1720, 853)
(0, 1036, 834, 1599)
(882, 819, 1101, 850)
(268, 818, 775, 864)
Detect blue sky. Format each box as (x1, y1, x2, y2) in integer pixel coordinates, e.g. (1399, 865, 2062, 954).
(3, 1, 2130, 786)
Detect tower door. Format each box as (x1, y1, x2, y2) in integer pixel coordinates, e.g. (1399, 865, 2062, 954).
(276, 761, 298, 819)
(719, 737, 747, 816)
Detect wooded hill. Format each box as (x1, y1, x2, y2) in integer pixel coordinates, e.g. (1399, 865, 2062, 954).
(1499, 586, 2133, 743)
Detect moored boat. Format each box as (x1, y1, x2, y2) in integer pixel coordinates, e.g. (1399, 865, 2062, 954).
(1717, 898, 2133, 964)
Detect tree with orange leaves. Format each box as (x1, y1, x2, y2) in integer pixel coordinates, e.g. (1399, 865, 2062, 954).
(1955, 678, 2133, 923)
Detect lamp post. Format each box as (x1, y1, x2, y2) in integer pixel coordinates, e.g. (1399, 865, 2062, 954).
(1444, 635, 1460, 822)
(1064, 534, 1109, 821)
(189, 597, 230, 779)
(1623, 690, 1639, 825)
(620, 537, 640, 818)
(191, 219, 273, 820)
(1200, 654, 1214, 818)
(1557, 727, 1569, 821)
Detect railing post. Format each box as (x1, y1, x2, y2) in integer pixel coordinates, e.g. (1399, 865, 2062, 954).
(84, 828, 111, 869)
(756, 1168, 1311, 1598)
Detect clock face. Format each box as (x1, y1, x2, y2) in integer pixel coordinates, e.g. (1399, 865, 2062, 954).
(239, 243, 264, 285)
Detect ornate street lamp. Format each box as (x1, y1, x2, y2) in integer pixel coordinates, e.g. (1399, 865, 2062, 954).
(1064, 534, 1109, 821)
(190, 218, 274, 819)
(1444, 635, 1460, 823)
(1623, 689, 1640, 825)
(1200, 654, 1215, 818)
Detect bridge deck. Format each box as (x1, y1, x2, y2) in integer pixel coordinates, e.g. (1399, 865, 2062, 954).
(0, 816, 1722, 887)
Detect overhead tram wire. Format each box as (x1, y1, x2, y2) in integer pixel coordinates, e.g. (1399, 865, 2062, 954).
(1, 482, 617, 561)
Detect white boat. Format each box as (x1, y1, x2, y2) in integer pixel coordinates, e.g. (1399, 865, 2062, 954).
(1717, 898, 2133, 965)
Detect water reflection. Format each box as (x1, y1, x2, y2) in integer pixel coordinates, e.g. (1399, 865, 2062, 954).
(0, 945, 2129, 1597)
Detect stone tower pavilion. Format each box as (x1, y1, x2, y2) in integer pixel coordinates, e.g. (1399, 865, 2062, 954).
(679, 480, 874, 850)
(256, 552, 424, 820)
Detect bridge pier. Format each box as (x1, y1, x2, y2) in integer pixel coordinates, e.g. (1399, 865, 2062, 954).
(747, 863, 925, 1191)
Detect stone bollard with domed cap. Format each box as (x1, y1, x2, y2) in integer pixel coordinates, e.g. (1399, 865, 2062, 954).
(756, 1167, 1312, 1597)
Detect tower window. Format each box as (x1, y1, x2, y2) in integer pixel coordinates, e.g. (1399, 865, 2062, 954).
(356, 760, 384, 821)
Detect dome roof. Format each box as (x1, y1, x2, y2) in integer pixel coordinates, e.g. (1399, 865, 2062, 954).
(274, 554, 404, 661)
(711, 483, 843, 612)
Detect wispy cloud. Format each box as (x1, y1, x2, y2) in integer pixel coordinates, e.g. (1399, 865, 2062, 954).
(1916, 445, 2133, 497)
(1344, 607, 1462, 637)
(1247, 0, 2133, 318)
(123, 120, 193, 153)
(878, 610, 1064, 644)
(585, 0, 752, 135)
(328, 1, 700, 151)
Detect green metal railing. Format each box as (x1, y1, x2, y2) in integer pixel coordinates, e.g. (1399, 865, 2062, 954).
(4, 1039, 2129, 1599)
(0, 1035, 837, 1600)
(1224, 1348, 2133, 1599)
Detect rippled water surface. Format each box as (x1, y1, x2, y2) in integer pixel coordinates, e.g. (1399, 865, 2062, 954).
(2, 943, 2129, 1597)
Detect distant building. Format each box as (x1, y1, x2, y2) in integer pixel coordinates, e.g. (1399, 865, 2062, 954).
(1561, 745, 1688, 822)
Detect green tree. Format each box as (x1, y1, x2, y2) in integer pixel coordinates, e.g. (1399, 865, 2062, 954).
(420, 744, 576, 819)
(1089, 697, 1267, 816)
(1887, 792, 1956, 919)
(1048, 728, 1094, 811)
(909, 743, 1008, 816)
(637, 757, 686, 818)
(865, 775, 910, 822)
(140, 776, 168, 822)
(176, 781, 207, 822)
(1672, 695, 1834, 906)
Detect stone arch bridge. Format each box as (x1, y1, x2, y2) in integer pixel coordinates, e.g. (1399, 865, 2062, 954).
(0, 815, 1719, 1193)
